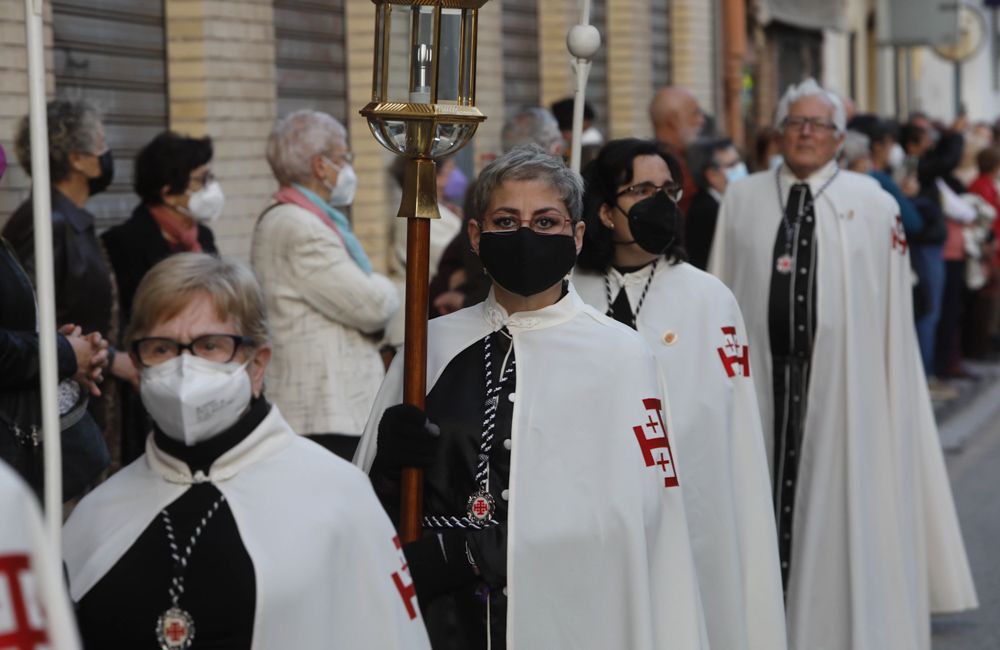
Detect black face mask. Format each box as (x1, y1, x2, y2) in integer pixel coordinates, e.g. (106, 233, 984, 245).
(87, 149, 114, 196)
(478, 228, 577, 297)
(622, 190, 680, 255)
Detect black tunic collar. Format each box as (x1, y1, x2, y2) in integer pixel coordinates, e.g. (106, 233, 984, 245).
(153, 396, 271, 475)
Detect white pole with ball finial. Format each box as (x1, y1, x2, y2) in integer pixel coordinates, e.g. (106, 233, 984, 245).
(567, 2, 601, 173)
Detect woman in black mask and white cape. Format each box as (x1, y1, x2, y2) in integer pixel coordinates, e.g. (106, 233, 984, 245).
(355, 145, 708, 650)
(572, 139, 786, 650)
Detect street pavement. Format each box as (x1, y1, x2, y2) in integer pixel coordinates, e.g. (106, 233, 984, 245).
(932, 363, 1000, 650)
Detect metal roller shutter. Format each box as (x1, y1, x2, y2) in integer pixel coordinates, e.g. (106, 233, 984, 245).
(274, 0, 348, 123)
(53, 0, 168, 229)
(650, 0, 671, 90)
(502, 0, 540, 110)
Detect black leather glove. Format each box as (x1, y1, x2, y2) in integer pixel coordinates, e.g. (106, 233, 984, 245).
(375, 403, 441, 470)
(465, 523, 507, 587)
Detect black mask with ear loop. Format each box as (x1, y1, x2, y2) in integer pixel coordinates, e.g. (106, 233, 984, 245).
(87, 150, 115, 196)
(617, 190, 681, 255)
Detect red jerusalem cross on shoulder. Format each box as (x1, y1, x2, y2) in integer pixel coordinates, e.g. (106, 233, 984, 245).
(717, 325, 750, 378)
(390, 535, 419, 621)
(892, 214, 908, 254)
(0, 554, 49, 650)
(632, 398, 679, 488)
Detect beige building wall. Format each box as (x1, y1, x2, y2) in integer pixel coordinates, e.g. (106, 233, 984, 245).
(670, 0, 716, 113)
(539, 1, 576, 108)
(608, 0, 654, 139)
(0, 0, 53, 226)
(165, 0, 278, 262)
(473, 0, 505, 169)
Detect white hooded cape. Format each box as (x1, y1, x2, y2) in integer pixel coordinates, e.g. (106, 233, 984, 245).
(710, 165, 977, 650)
(62, 406, 431, 650)
(574, 261, 787, 650)
(355, 287, 709, 649)
(0, 462, 80, 650)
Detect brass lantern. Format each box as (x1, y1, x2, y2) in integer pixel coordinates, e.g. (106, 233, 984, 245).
(361, 0, 488, 221)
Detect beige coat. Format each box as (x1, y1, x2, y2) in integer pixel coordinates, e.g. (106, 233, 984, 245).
(251, 202, 399, 436)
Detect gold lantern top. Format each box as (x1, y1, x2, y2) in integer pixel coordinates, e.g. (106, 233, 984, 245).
(361, 0, 488, 161)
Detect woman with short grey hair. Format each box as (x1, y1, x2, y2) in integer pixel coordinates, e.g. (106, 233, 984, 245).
(3, 99, 137, 445)
(252, 110, 398, 460)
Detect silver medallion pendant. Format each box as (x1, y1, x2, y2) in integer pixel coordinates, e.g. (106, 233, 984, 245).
(466, 490, 496, 524)
(156, 606, 195, 650)
(775, 254, 793, 274)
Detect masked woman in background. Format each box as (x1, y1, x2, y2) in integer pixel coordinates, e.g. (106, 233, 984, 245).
(572, 138, 786, 650)
(3, 99, 133, 463)
(103, 131, 222, 461)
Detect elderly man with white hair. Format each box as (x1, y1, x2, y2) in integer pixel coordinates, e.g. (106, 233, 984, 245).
(709, 78, 977, 649)
(252, 110, 399, 460)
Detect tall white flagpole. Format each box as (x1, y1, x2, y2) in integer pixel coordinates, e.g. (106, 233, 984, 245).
(24, 0, 63, 546)
(567, 0, 601, 173)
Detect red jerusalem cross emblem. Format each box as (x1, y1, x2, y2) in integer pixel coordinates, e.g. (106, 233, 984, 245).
(717, 326, 750, 378)
(0, 554, 48, 650)
(390, 536, 419, 621)
(891, 214, 908, 254)
(632, 398, 679, 488)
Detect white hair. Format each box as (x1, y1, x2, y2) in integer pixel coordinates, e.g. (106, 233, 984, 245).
(840, 131, 870, 167)
(266, 110, 347, 186)
(774, 78, 846, 134)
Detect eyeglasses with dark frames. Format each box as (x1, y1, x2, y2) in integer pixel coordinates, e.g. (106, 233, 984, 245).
(132, 334, 254, 367)
(616, 181, 684, 204)
(782, 116, 838, 133)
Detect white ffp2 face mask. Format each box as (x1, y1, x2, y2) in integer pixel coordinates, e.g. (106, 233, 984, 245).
(185, 180, 226, 223)
(324, 160, 357, 208)
(140, 354, 252, 446)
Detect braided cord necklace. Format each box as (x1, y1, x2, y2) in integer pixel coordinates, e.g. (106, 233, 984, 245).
(423, 330, 515, 531)
(774, 164, 840, 253)
(604, 259, 659, 329)
(155, 494, 226, 650)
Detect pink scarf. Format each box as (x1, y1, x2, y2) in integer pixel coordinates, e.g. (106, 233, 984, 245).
(149, 204, 201, 252)
(271, 186, 348, 249)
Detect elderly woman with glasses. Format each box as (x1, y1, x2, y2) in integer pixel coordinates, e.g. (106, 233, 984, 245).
(63, 253, 430, 650)
(252, 110, 398, 461)
(356, 144, 708, 650)
(572, 138, 787, 650)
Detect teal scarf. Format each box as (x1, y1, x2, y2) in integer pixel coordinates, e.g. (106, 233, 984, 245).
(293, 184, 373, 274)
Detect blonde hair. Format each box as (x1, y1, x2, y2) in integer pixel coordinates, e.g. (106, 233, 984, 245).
(126, 253, 270, 347)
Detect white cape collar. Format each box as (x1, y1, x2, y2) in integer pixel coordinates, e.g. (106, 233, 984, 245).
(145, 405, 295, 485)
(778, 159, 840, 200)
(482, 283, 585, 332)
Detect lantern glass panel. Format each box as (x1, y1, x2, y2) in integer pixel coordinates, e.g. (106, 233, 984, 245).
(435, 9, 463, 104)
(373, 4, 388, 102)
(368, 118, 478, 159)
(460, 9, 475, 105)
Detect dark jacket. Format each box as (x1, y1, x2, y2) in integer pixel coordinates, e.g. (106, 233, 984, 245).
(3, 190, 113, 337)
(102, 203, 217, 328)
(684, 188, 720, 270)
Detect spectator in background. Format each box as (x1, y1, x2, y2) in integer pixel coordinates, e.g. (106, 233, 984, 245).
(965, 147, 1000, 357)
(102, 131, 221, 461)
(429, 107, 566, 316)
(252, 110, 398, 460)
(650, 86, 706, 213)
(840, 131, 873, 173)
(752, 126, 783, 172)
(550, 97, 604, 167)
(685, 136, 747, 270)
(103, 132, 220, 327)
(3, 100, 135, 464)
(849, 114, 923, 236)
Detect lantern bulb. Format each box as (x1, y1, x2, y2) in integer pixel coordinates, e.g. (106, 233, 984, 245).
(411, 43, 433, 104)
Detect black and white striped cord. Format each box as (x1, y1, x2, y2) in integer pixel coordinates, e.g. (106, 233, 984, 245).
(161, 494, 226, 607)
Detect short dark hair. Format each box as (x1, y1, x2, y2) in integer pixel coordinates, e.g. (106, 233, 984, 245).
(976, 146, 1000, 175)
(687, 136, 734, 190)
(899, 123, 926, 149)
(550, 97, 595, 131)
(577, 138, 686, 272)
(134, 131, 213, 205)
(847, 114, 892, 145)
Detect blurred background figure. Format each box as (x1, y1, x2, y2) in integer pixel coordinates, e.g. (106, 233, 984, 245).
(753, 126, 783, 172)
(840, 130, 873, 173)
(102, 130, 221, 461)
(650, 85, 706, 212)
(253, 110, 398, 460)
(3, 99, 132, 467)
(685, 136, 747, 269)
(550, 96, 604, 167)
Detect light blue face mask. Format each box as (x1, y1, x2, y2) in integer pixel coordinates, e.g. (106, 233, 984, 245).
(724, 162, 749, 185)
